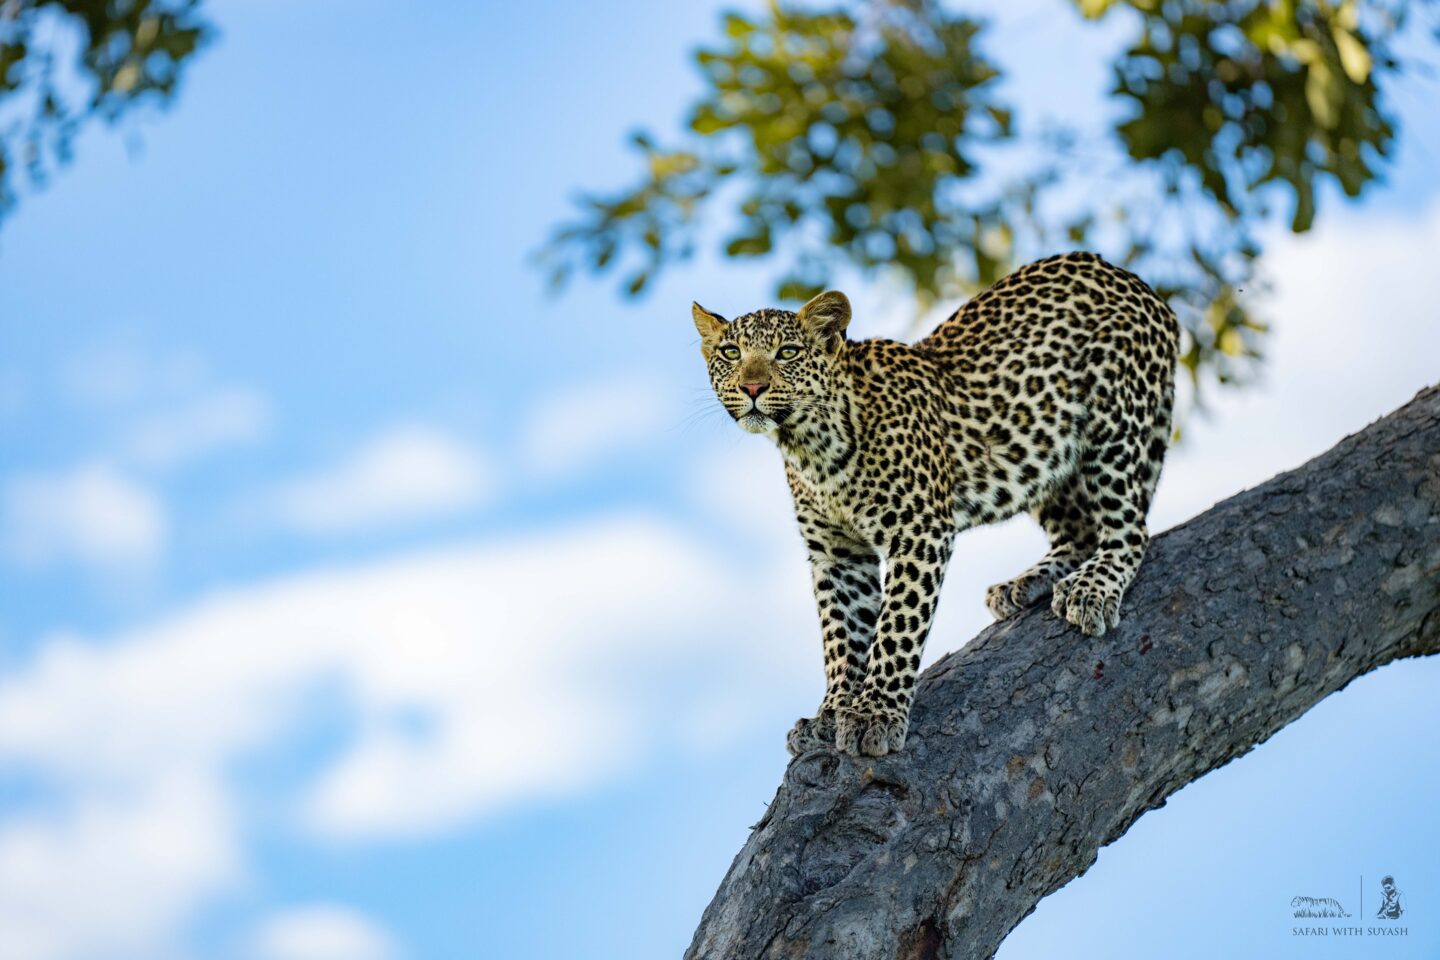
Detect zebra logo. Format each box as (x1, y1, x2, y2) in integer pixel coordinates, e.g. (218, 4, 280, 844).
(1291, 895, 1350, 918)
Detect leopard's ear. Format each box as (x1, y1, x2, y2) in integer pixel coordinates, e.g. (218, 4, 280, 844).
(692, 302, 728, 347)
(797, 290, 851, 351)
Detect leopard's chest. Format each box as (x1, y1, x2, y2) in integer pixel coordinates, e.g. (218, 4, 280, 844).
(786, 454, 867, 529)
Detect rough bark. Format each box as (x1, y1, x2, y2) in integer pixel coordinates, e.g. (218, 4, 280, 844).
(686, 385, 1440, 960)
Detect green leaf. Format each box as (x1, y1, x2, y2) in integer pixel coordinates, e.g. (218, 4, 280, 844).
(596, 239, 617, 268)
(723, 13, 756, 39)
(986, 105, 1013, 137)
(1076, 0, 1118, 19)
(1292, 178, 1316, 232)
(690, 106, 728, 135)
(1305, 59, 1340, 130)
(725, 229, 773, 257)
(777, 278, 824, 302)
(1332, 26, 1372, 84)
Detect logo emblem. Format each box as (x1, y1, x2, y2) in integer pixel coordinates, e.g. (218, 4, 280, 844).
(1291, 895, 1350, 918)
(1375, 875, 1405, 920)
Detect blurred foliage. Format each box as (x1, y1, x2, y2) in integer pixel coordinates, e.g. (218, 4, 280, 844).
(0, 0, 210, 221)
(542, 0, 1436, 397)
(545, 4, 1015, 304)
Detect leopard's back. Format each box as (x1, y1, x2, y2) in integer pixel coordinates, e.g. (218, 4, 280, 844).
(921, 251, 1178, 412)
(914, 252, 1178, 521)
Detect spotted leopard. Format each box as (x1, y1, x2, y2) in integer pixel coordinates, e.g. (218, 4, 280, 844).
(692, 252, 1179, 757)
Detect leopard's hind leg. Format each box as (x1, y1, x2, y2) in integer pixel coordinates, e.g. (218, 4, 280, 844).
(1050, 383, 1172, 636)
(986, 475, 1099, 620)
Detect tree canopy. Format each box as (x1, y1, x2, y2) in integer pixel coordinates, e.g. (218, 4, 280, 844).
(540, 0, 1437, 395)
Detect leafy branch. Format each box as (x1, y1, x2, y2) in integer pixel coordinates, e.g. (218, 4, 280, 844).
(540, 0, 1434, 396)
(0, 0, 211, 221)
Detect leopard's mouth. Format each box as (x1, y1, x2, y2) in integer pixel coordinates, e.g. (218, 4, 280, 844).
(737, 409, 775, 433)
(732, 398, 790, 428)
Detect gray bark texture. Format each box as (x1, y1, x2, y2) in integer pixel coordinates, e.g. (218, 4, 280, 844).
(686, 385, 1440, 960)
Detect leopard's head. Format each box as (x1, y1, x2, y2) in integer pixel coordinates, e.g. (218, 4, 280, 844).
(691, 290, 851, 438)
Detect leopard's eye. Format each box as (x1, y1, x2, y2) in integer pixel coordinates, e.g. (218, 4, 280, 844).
(776, 345, 801, 361)
(718, 344, 742, 361)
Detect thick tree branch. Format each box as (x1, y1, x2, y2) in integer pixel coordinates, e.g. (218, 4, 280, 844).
(687, 385, 1440, 960)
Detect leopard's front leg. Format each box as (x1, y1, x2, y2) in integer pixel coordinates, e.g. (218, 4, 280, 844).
(835, 528, 954, 757)
(786, 518, 881, 756)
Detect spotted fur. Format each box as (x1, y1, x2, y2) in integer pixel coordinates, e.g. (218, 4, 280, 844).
(692, 252, 1179, 757)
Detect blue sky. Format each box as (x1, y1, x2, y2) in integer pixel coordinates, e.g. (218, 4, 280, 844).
(1, 1, 1438, 958)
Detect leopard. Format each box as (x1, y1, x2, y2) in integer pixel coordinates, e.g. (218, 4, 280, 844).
(691, 252, 1179, 758)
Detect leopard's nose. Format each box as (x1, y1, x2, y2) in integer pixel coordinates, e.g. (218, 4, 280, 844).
(740, 382, 768, 399)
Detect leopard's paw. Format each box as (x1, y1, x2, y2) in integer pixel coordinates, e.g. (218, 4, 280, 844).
(835, 701, 908, 757)
(786, 712, 836, 756)
(985, 572, 1051, 620)
(1051, 571, 1122, 637)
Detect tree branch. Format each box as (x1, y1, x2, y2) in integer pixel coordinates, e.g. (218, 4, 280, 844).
(686, 385, 1440, 960)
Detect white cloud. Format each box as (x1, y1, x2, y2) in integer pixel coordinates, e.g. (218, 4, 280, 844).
(0, 772, 237, 960)
(275, 425, 494, 534)
(845, 278, 959, 344)
(685, 438, 800, 546)
(0, 513, 814, 957)
(59, 346, 206, 412)
(1150, 200, 1440, 529)
(2, 462, 166, 570)
(54, 344, 268, 469)
(522, 378, 675, 478)
(295, 517, 813, 836)
(125, 387, 270, 468)
(250, 905, 397, 960)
